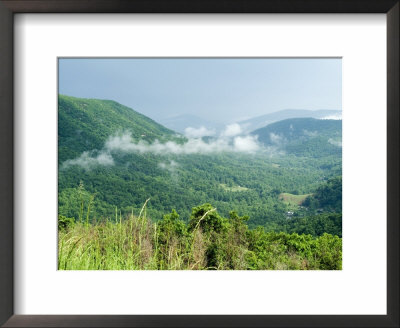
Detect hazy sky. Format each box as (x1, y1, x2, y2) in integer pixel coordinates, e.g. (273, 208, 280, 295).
(59, 58, 341, 123)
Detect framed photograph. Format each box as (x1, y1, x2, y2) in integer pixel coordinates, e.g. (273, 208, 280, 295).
(0, 0, 398, 327)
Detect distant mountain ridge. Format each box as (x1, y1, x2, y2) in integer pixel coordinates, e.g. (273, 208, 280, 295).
(158, 109, 342, 136)
(239, 109, 341, 133)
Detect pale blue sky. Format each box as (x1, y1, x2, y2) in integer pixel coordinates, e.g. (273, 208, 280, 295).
(58, 58, 341, 123)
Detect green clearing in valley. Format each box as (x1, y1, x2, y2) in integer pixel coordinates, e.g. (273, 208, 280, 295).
(279, 192, 311, 206)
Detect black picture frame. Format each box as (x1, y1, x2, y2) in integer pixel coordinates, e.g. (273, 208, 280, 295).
(0, 1, 398, 327)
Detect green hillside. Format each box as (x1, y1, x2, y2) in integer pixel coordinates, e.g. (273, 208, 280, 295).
(252, 118, 342, 157)
(303, 176, 342, 213)
(58, 94, 176, 163)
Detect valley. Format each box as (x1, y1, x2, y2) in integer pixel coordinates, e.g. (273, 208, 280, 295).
(58, 95, 342, 235)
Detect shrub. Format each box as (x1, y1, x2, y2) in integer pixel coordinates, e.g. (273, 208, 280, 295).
(58, 215, 75, 231)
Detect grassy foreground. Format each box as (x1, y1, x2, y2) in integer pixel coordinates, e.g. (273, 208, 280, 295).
(58, 203, 342, 270)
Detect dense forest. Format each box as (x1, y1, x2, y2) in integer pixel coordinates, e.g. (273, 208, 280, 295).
(58, 95, 342, 270)
(252, 117, 342, 158)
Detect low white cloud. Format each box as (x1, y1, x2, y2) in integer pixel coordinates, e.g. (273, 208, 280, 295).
(159, 160, 179, 172)
(184, 126, 216, 138)
(303, 129, 318, 137)
(159, 160, 180, 182)
(63, 129, 263, 170)
(221, 123, 242, 137)
(233, 136, 260, 152)
(321, 114, 342, 120)
(328, 138, 342, 147)
(105, 132, 260, 155)
(269, 132, 284, 145)
(62, 150, 114, 170)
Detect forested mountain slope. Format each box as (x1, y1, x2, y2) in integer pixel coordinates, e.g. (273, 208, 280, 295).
(252, 118, 342, 157)
(58, 95, 177, 163)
